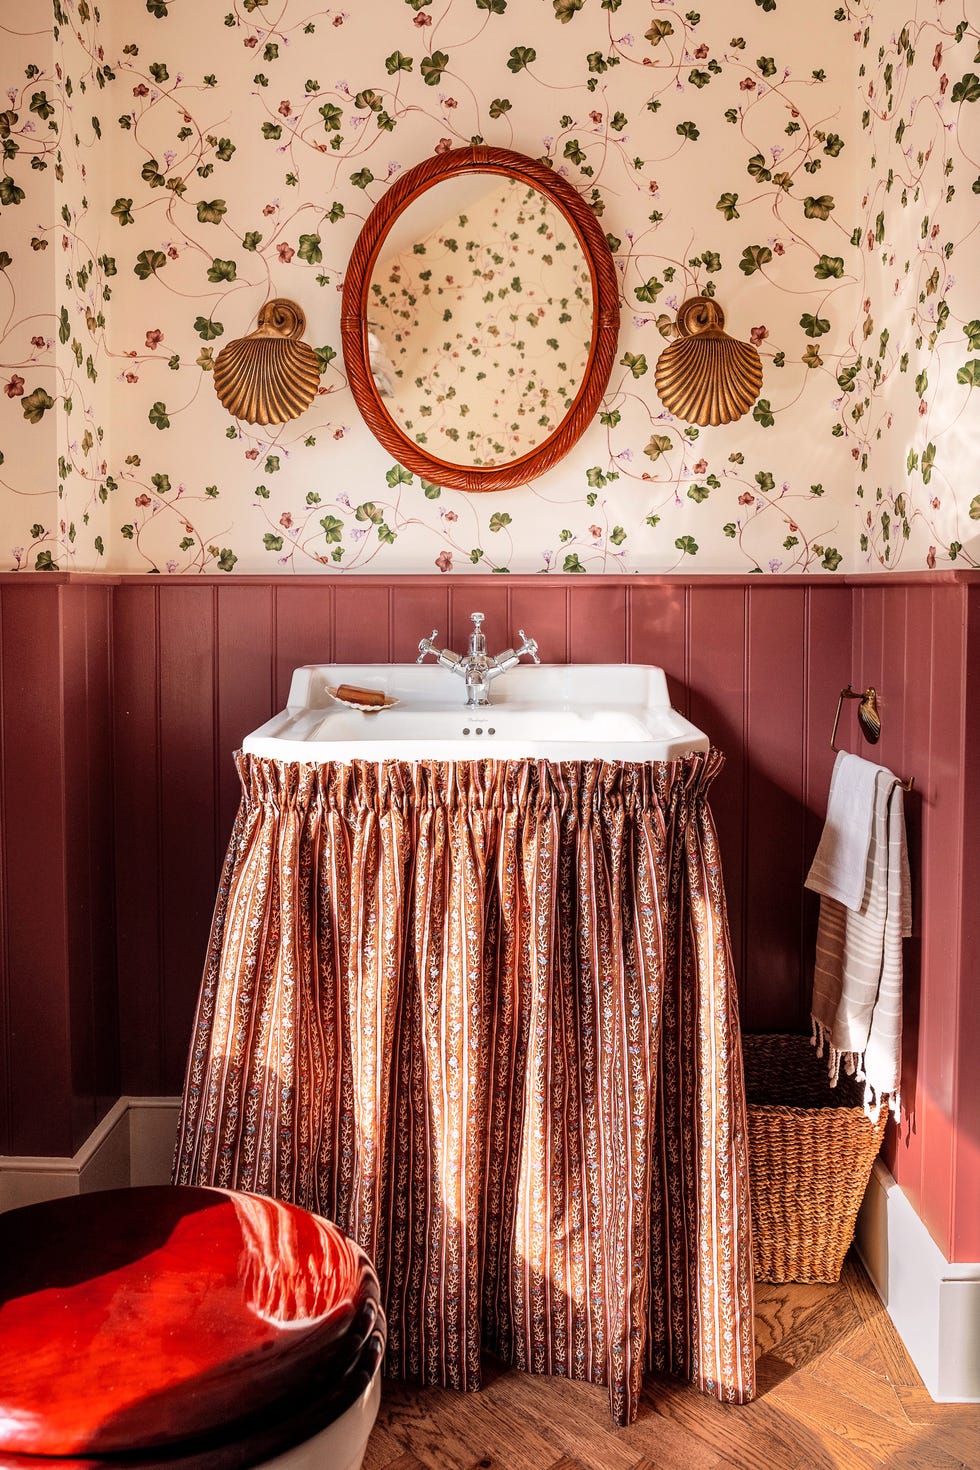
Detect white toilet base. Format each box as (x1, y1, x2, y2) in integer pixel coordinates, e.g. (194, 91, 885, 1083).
(261, 1370, 382, 1470)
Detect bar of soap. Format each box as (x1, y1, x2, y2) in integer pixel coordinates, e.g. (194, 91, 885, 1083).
(335, 683, 388, 708)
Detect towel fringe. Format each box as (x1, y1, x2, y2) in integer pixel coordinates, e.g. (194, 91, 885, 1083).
(810, 1017, 899, 1123)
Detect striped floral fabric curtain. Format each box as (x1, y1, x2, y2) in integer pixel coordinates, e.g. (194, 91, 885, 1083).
(174, 751, 755, 1425)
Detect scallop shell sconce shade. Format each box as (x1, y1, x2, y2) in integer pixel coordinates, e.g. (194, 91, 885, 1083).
(654, 296, 763, 427)
(213, 298, 320, 425)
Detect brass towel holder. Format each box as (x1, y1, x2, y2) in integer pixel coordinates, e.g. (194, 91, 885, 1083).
(830, 685, 914, 792)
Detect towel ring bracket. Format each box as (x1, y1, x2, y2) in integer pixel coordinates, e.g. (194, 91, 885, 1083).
(831, 685, 914, 792)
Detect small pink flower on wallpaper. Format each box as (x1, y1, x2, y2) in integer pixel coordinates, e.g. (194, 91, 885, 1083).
(750, 326, 768, 346)
(435, 551, 453, 572)
(133, 83, 148, 97)
(693, 459, 707, 474)
(740, 77, 756, 90)
(145, 330, 163, 349)
(124, 372, 138, 383)
(928, 547, 937, 569)
(243, 36, 258, 48)
(738, 492, 755, 506)
(262, 204, 277, 216)
(280, 511, 293, 528)
(589, 524, 603, 538)
(694, 43, 709, 58)
(134, 494, 151, 507)
(443, 509, 458, 522)
(932, 44, 943, 69)
(4, 375, 25, 398)
(435, 138, 452, 154)
(245, 449, 259, 460)
(30, 336, 46, 349)
(413, 11, 431, 23)
(278, 243, 295, 263)
(278, 100, 291, 117)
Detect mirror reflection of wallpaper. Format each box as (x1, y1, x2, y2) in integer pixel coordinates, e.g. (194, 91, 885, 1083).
(368, 180, 593, 468)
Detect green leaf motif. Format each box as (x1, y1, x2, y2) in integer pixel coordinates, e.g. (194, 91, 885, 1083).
(814, 254, 844, 279)
(422, 481, 441, 498)
(207, 258, 237, 282)
(263, 533, 283, 551)
(747, 152, 772, 182)
(562, 553, 585, 572)
(196, 199, 227, 224)
(800, 313, 831, 337)
(957, 359, 980, 386)
(350, 168, 374, 189)
(489, 98, 512, 118)
(386, 50, 413, 73)
(645, 17, 674, 42)
(21, 387, 55, 423)
(964, 321, 980, 351)
(297, 233, 322, 264)
(676, 120, 700, 140)
(950, 74, 980, 103)
(242, 231, 262, 250)
(753, 400, 775, 427)
(216, 548, 238, 572)
(421, 51, 450, 85)
(755, 469, 775, 491)
(921, 442, 936, 484)
(757, 56, 777, 77)
(644, 434, 672, 460)
(112, 197, 134, 225)
(634, 277, 663, 305)
(821, 547, 842, 571)
(675, 535, 698, 555)
(716, 192, 740, 220)
(968, 494, 980, 521)
(134, 249, 166, 280)
(35, 550, 56, 570)
(477, 0, 507, 10)
(553, 0, 583, 19)
(803, 194, 835, 219)
(802, 344, 823, 367)
(507, 46, 536, 73)
(739, 244, 772, 275)
(319, 514, 344, 542)
(0, 176, 26, 206)
(386, 464, 413, 487)
(687, 484, 709, 502)
(489, 511, 512, 532)
(318, 103, 343, 130)
(148, 401, 170, 430)
(609, 525, 627, 544)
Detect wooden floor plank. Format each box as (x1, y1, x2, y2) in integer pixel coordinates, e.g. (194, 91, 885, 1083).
(362, 1256, 980, 1470)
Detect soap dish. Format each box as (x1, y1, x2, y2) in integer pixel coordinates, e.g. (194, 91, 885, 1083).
(324, 684, 399, 714)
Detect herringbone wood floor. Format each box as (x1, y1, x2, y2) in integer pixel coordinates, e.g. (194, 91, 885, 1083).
(362, 1254, 979, 1470)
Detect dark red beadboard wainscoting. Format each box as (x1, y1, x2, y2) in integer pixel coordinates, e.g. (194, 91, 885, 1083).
(0, 571, 976, 1265)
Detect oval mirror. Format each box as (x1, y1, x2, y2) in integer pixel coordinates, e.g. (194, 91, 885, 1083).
(341, 146, 620, 493)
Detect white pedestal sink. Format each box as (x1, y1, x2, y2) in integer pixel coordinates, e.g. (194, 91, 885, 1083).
(243, 664, 709, 763)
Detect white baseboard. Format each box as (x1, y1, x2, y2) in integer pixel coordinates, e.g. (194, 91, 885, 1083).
(855, 1158, 980, 1402)
(0, 1097, 181, 1212)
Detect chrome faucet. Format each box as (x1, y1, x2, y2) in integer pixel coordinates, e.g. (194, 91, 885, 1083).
(417, 611, 539, 707)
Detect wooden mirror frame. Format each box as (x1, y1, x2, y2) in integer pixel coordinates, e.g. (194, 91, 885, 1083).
(341, 145, 620, 493)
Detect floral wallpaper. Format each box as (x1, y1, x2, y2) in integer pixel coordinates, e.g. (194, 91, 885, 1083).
(0, 0, 976, 575)
(369, 177, 593, 466)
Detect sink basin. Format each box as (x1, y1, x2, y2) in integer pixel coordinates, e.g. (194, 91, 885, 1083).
(243, 664, 709, 762)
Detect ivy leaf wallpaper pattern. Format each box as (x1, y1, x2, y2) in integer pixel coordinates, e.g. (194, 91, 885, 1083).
(0, 0, 976, 575)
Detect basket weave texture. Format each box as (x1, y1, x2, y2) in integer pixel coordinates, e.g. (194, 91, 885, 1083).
(743, 1033, 887, 1284)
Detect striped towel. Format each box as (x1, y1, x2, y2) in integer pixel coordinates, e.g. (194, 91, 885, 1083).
(809, 768, 912, 1120)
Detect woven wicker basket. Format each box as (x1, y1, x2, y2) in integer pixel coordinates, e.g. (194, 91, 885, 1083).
(743, 1033, 887, 1284)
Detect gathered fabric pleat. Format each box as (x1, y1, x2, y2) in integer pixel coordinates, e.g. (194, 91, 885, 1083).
(174, 751, 754, 1425)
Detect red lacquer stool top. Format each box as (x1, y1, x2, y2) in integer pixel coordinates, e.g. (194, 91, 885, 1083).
(0, 1185, 383, 1467)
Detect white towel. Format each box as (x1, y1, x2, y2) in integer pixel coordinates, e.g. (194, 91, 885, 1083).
(810, 769, 911, 1120)
(805, 752, 882, 912)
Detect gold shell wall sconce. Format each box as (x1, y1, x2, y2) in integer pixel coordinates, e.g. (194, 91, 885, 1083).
(213, 298, 320, 426)
(654, 296, 763, 427)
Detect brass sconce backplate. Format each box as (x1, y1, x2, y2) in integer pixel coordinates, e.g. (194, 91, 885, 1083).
(213, 298, 320, 426)
(654, 296, 763, 427)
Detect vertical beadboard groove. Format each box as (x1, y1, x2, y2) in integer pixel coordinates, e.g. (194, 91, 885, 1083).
(0, 588, 9, 1154)
(153, 584, 166, 1097)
